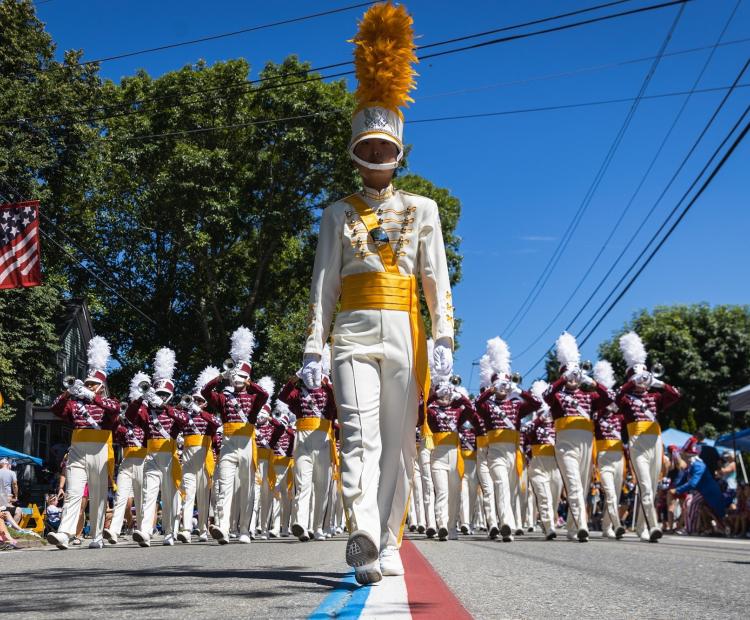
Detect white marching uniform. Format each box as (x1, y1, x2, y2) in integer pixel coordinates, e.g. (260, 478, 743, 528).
(304, 186, 454, 550)
(180, 410, 220, 539)
(107, 422, 146, 542)
(476, 438, 498, 534)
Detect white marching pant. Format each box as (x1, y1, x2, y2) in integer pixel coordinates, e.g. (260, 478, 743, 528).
(272, 460, 293, 533)
(477, 445, 497, 529)
(292, 429, 331, 533)
(630, 433, 662, 534)
(555, 429, 593, 534)
(430, 444, 461, 531)
(332, 309, 418, 551)
(460, 455, 478, 529)
(487, 441, 518, 531)
(110, 456, 144, 537)
(140, 451, 181, 537)
(181, 444, 210, 535)
(257, 454, 274, 533)
(419, 445, 436, 531)
(215, 433, 255, 536)
(529, 454, 562, 534)
(409, 454, 425, 528)
(385, 447, 413, 547)
(597, 449, 625, 532)
(57, 441, 109, 543)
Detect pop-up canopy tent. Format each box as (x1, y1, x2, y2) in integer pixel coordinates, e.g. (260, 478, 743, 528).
(0, 445, 42, 466)
(729, 384, 750, 414)
(715, 428, 750, 452)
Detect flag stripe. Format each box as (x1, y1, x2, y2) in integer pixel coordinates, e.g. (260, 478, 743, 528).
(0, 238, 38, 283)
(0, 223, 37, 267)
(0, 201, 41, 289)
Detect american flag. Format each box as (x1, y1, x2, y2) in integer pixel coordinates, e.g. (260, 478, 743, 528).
(0, 200, 42, 289)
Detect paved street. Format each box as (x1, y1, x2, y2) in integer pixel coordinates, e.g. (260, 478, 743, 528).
(3, 532, 749, 618)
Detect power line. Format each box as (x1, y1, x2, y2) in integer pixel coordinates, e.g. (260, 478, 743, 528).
(501, 2, 686, 339)
(40, 228, 157, 326)
(577, 105, 750, 345)
(522, 59, 750, 377)
(4, 0, 690, 129)
(68, 2, 379, 67)
(113, 82, 750, 142)
(512, 0, 743, 362)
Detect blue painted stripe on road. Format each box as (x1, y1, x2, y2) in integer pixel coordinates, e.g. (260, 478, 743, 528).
(309, 569, 371, 619)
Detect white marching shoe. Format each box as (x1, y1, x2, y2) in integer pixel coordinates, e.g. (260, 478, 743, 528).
(379, 546, 405, 576)
(47, 531, 69, 550)
(88, 540, 104, 549)
(238, 534, 252, 544)
(177, 530, 192, 544)
(103, 528, 118, 544)
(163, 533, 175, 546)
(132, 530, 151, 547)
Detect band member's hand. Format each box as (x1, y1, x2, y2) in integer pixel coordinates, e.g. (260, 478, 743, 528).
(68, 379, 84, 397)
(80, 387, 96, 402)
(433, 338, 453, 377)
(145, 388, 163, 408)
(650, 378, 665, 389)
(301, 355, 322, 389)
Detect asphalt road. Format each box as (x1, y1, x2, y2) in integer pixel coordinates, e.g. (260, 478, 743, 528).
(3, 532, 748, 618)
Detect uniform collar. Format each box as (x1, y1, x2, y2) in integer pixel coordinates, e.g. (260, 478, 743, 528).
(361, 184, 394, 201)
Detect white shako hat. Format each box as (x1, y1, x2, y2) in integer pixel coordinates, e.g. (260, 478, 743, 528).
(193, 365, 221, 399)
(229, 326, 256, 379)
(85, 336, 111, 385)
(348, 2, 417, 171)
(619, 331, 648, 378)
(593, 360, 615, 389)
(555, 332, 581, 375)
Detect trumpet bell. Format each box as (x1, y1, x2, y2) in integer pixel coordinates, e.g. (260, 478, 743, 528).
(119, 402, 129, 414)
(651, 362, 664, 378)
(179, 394, 194, 408)
(222, 358, 236, 372)
(63, 375, 77, 388)
(510, 372, 523, 385)
(450, 374, 462, 386)
(137, 379, 151, 393)
(580, 360, 593, 373)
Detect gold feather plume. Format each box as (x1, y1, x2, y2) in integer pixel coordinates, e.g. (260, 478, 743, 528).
(351, 2, 418, 112)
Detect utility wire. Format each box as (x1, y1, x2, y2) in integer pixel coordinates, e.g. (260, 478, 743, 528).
(3, 0, 689, 129)
(501, 3, 686, 339)
(513, 0, 743, 361)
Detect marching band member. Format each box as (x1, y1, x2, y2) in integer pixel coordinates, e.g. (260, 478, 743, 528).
(592, 360, 626, 540)
(458, 405, 480, 535)
(301, 2, 454, 583)
(523, 381, 562, 540)
(128, 348, 188, 547)
(268, 400, 296, 538)
(427, 375, 477, 541)
(475, 338, 539, 542)
(617, 332, 681, 542)
(544, 332, 612, 543)
(407, 427, 427, 534)
(254, 377, 278, 540)
(177, 367, 222, 544)
(279, 347, 337, 543)
(474, 382, 498, 538)
(202, 327, 269, 544)
(48, 337, 119, 550)
(104, 408, 146, 544)
(418, 410, 438, 538)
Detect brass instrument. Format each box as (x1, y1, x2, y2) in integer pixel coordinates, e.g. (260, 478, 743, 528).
(137, 378, 152, 395)
(223, 358, 236, 372)
(450, 374, 462, 386)
(63, 375, 78, 389)
(510, 372, 523, 385)
(179, 394, 194, 408)
(119, 401, 129, 415)
(651, 362, 665, 378)
(580, 360, 593, 374)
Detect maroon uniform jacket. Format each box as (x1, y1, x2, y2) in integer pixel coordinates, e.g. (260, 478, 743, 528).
(201, 376, 269, 425)
(278, 379, 337, 421)
(593, 406, 625, 441)
(51, 391, 120, 431)
(270, 421, 295, 458)
(125, 400, 189, 440)
(615, 381, 681, 425)
(113, 420, 146, 448)
(459, 422, 478, 452)
(543, 378, 612, 421)
(426, 393, 478, 434)
(182, 408, 221, 438)
(256, 418, 275, 450)
(475, 389, 540, 431)
(523, 411, 556, 447)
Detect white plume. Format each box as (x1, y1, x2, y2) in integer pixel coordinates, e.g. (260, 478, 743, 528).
(455, 386, 469, 399)
(230, 326, 256, 362)
(486, 337, 511, 376)
(257, 376, 275, 398)
(478, 354, 493, 389)
(129, 371, 151, 401)
(194, 365, 221, 393)
(274, 399, 291, 417)
(153, 347, 176, 382)
(593, 360, 615, 389)
(555, 332, 580, 367)
(321, 344, 332, 376)
(87, 336, 110, 372)
(530, 380, 548, 399)
(619, 331, 647, 368)
(426, 338, 436, 375)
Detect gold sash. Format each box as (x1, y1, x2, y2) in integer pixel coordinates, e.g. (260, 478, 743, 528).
(146, 438, 182, 494)
(430, 431, 464, 479)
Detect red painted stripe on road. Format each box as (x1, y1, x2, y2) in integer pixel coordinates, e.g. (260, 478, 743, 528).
(401, 539, 474, 619)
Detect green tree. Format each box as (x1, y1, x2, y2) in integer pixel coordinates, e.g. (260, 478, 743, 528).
(597, 304, 750, 433)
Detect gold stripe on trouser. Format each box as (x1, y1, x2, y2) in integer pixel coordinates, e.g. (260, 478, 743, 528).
(147, 438, 182, 494)
(257, 447, 276, 489)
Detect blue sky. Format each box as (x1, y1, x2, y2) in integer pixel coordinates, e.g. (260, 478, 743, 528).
(36, 0, 750, 390)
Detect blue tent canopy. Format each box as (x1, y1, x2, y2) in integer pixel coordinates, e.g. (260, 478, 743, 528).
(0, 445, 43, 466)
(715, 428, 750, 452)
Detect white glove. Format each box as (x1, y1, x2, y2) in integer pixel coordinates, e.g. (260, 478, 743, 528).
(433, 338, 453, 378)
(190, 403, 202, 415)
(632, 372, 651, 387)
(79, 387, 96, 402)
(650, 378, 665, 389)
(67, 380, 84, 397)
(509, 383, 523, 400)
(581, 374, 595, 387)
(564, 367, 581, 383)
(301, 354, 322, 389)
(145, 388, 163, 408)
